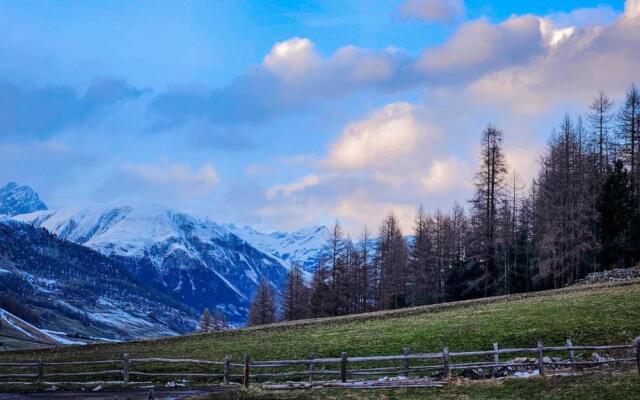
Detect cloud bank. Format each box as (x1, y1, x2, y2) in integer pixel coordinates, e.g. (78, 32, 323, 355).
(0, 76, 143, 139)
(399, 0, 465, 24)
(3, 0, 640, 235)
(239, 1, 640, 233)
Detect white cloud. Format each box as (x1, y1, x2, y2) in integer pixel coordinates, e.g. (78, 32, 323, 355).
(504, 145, 543, 186)
(332, 197, 417, 235)
(625, 0, 640, 18)
(467, 7, 640, 114)
(267, 39, 408, 92)
(331, 46, 399, 83)
(152, 1, 638, 130)
(254, 198, 330, 231)
(263, 37, 320, 78)
(325, 102, 436, 171)
(10, 0, 640, 237)
(421, 157, 473, 193)
(123, 162, 218, 195)
(96, 161, 219, 204)
(261, 37, 410, 96)
(246, 99, 480, 234)
(417, 15, 545, 81)
(546, 5, 618, 29)
(0, 140, 96, 205)
(399, 0, 465, 24)
(540, 21, 575, 47)
(266, 174, 320, 199)
(209, 1, 640, 234)
(150, 38, 412, 126)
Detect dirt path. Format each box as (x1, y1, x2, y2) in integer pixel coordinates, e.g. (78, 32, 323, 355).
(0, 386, 231, 400)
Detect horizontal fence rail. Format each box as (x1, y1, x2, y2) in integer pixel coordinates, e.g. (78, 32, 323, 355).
(0, 337, 638, 388)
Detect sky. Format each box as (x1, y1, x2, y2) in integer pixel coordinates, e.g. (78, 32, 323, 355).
(1, 0, 638, 235)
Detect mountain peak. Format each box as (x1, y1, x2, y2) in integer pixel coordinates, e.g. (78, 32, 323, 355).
(227, 223, 329, 273)
(0, 182, 47, 217)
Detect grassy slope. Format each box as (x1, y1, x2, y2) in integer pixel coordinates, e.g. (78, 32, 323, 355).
(0, 310, 59, 350)
(2, 280, 640, 364)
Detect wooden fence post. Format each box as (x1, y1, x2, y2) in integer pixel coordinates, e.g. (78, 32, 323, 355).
(537, 341, 545, 376)
(307, 353, 314, 384)
(403, 347, 410, 376)
(566, 338, 576, 372)
(223, 355, 230, 385)
(122, 353, 130, 383)
(37, 356, 43, 383)
(243, 353, 250, 389)
(635, 337, 640, 375)
(492, 343, 499, 378)
(442, 347, 450, 380)
(340, 352, 348, 383)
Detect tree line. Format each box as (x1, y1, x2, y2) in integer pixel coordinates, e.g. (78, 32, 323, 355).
(247, 83, 640, 326)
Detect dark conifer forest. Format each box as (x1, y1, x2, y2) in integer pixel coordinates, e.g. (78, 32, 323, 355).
(250, 83, 640, 323)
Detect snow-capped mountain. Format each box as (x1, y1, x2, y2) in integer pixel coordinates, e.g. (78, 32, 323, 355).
(3, 182, 331, 328)
(0, 182, 47, 216)
(15, 204, 292, 323)
(226, 224, 329, 273)
(0, 220, 197, 342)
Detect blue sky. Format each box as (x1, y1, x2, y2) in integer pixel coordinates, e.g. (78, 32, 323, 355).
(1, 0, 637, 234)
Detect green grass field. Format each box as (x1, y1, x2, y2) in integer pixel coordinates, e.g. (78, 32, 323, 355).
(2, 280, 640, 364)
(2, 281, 640, 399)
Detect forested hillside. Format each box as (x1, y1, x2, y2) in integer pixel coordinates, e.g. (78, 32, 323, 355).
(0, 220, 197, 342)
(248, 84, 640, 325)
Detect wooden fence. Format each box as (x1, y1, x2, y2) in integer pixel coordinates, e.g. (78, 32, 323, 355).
(1, 337, 639, 388)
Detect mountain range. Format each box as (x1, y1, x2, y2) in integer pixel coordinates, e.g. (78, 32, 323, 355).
(0, 182, 47, 217)
(0, 182, 329, 343)
(0, 218, 197, 343)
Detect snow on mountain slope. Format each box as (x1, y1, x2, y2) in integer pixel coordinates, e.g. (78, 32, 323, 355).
(15, 204, 290, 323)
(16, 203, 222, 259)
(226, 224, 329, 273)
(0, 182, 47, 217)
(0, 308, 62, 349)
(0, 220, 196, 342)
(6, 183, 331, 326)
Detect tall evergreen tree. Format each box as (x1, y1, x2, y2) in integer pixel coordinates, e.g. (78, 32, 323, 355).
(618, 83, 640, 200)
(325, 221, 348, 314)
(597, 160, 635, 268)
(309, 264, 333, 318)
(512, 189, 538, 293)
(589, 90, 614, 174)
(199, 308, 212, 333)
(376, 212, 408, 310)
(293, 83, 640, 320)
(500, 171, 525, 294)
(535, 115, 597, 287)
(247, 280, 277, 326)
(281, 265, 310, 321)
(341, 238, 359, 314)
(355, 227, 372, 313)
(408, 206, 437, 305)
(537, 116, 576, 287)
(469, 125, 508, 296)
(432, 210, 447, 301)
(443, 203, 469, 301)
(497, 197, 514, 294)
(211, 309, 228, 331)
